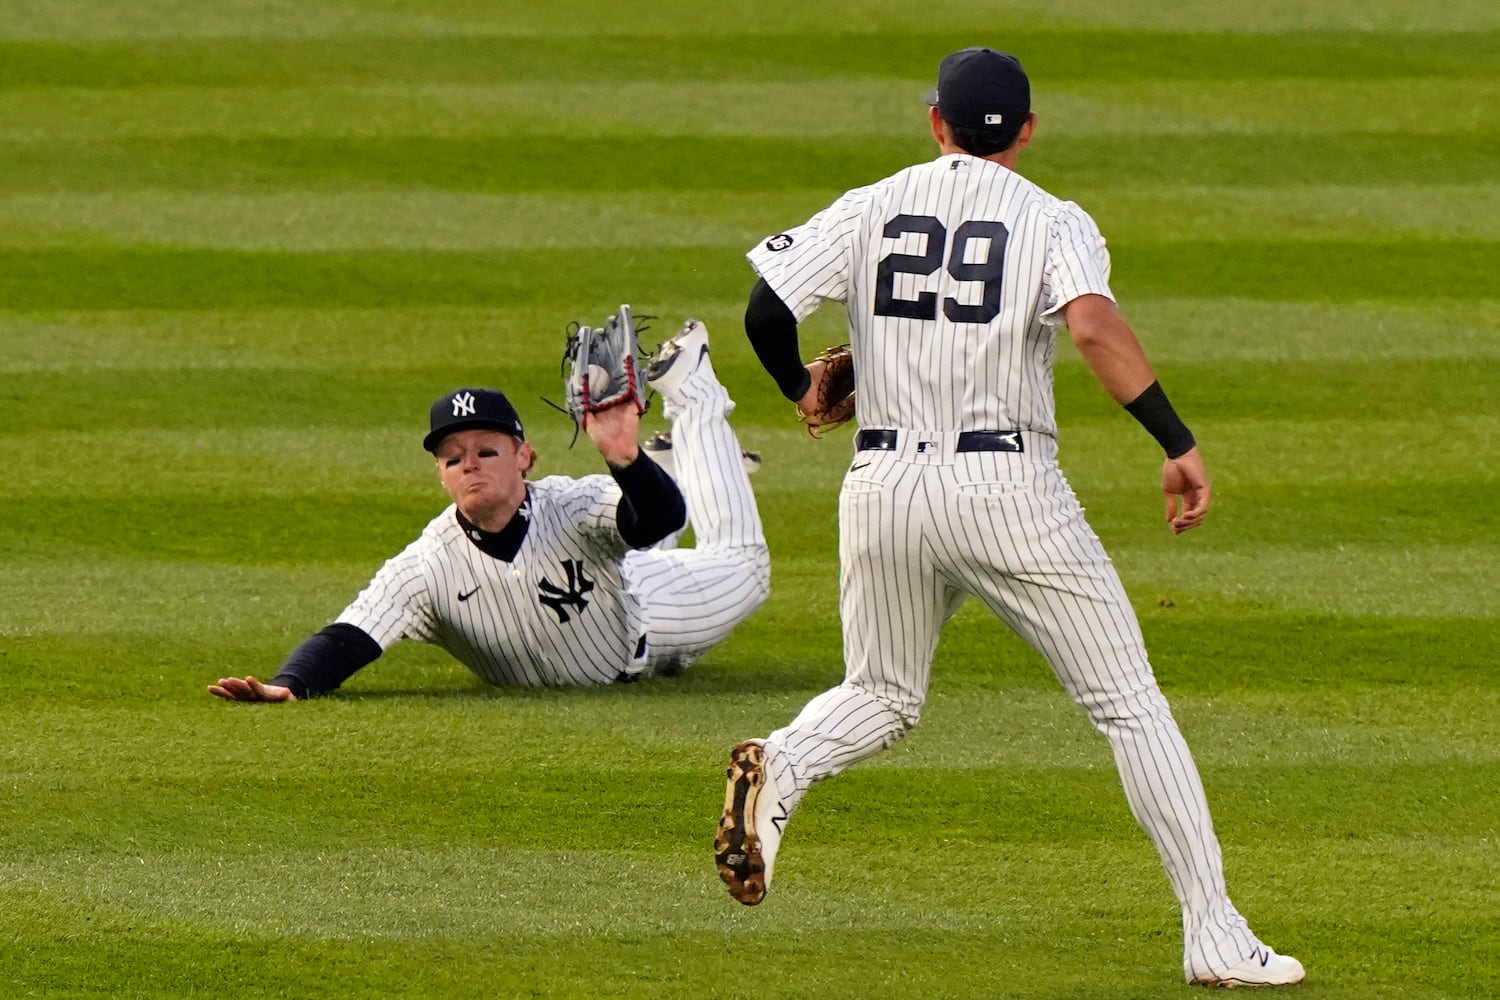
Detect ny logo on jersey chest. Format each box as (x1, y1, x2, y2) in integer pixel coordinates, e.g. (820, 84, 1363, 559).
(538, 558, 595, 623)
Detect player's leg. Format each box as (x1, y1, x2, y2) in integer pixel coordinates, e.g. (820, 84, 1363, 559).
(941, 460, 1299, 984)
(640, 425, 758, 551)
(630, 320, 770, 670)
(769, 464, 953, 810)
(717, 460, 955, 903)
(642, 430, 762, 483)
(645, 319, 765, 555)
(624, 546, 767, 673)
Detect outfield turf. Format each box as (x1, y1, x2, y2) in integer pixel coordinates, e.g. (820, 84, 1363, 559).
(1, 2, 1497, 998)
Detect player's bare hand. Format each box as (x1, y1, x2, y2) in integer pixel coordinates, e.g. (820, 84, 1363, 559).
(1162, 448, 1210, 534)
(794, 358, 830, 424)
(797, 358, 828, 413)
(207, 675, 297, 702)
(585, 401, 642, 468)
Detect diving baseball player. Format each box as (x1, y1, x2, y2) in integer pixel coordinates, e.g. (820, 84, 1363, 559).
(209, 311, 769, 698)
(714, 48, 1304, 988)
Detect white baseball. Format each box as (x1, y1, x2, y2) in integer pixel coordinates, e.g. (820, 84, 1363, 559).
(587, 364, 611, 397)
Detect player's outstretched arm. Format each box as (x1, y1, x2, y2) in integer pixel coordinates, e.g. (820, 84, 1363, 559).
(207, 675, 297, 702)
(210, 624, 383, 702)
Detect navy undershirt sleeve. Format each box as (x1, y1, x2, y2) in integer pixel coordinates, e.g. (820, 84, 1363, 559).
(744, 278, 811, 402)
(611, 450, 687, 549)
(269, 622, 383, 699)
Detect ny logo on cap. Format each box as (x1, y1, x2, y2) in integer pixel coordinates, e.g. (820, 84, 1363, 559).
(451, 391, 477, 417)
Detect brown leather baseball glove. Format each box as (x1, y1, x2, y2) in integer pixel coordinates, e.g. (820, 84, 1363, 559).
(796, 344, 855, 439)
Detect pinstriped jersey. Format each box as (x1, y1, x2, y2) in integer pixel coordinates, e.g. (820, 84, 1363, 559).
(335, 476, 640, 687)
(747, 153, 1114, 437)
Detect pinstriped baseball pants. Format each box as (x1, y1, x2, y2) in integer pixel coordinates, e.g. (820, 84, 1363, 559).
(624, 365, 770, 672)
(766, 436, 1257, 971)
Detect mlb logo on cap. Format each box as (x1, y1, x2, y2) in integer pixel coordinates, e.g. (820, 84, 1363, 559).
(924, 47, 1031, 133)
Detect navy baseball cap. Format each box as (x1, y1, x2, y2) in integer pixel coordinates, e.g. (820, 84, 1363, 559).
(924, 47, 1030, 131)
(423, 388, 525, 452)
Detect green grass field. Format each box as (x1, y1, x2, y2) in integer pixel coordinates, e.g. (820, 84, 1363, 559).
(2, 2, 1497, 998)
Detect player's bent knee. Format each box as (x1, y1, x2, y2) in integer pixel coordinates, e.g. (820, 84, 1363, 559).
(727, 543, 772, 609)
(845, 680, 924, 732)
(750, 544, 771, 601)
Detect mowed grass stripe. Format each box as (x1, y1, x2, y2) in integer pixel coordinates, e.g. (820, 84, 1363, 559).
(0, 305, 799, 374)
(3, 79, 1492, 142)
(1, 30, 1495, 89)
(0, 917, 1490, 1000)
(0, 190, 776, 251)
(2, 760, 1492, 858)
(1062, 354, 1496, 419)
(0, 242, 1491, 311)
(4, 616, 1493, 712)
(3, 184, 1496, 250)
(2, 301, 1493, 376)
(1119, 300, 1500, 362)
(1013, 614, 1496, 689)
(2, 134, 1495, 191)
(1119, 543, 1499, 620)
(3, 684, 1490, 777)
(0, 246, 748, 310)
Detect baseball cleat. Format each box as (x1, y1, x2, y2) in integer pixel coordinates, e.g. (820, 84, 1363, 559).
(645, 319, 713, 397)
(1189, 945, 1305, 988)
(714, 739, 786, 905)
(642, 430, 761, 477)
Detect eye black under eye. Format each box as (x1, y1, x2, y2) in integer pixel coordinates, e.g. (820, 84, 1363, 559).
(478, 449, 498, 457)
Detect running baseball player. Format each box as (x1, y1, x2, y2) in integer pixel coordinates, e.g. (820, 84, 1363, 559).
(209, 308, 769, 698)
(714, 48, 1304, 988)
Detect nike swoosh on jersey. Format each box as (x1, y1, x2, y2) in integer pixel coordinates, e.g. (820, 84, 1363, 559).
(457, 587, 480, 601)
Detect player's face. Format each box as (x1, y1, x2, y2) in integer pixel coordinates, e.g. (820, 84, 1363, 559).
(434, 429, 534, 528)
